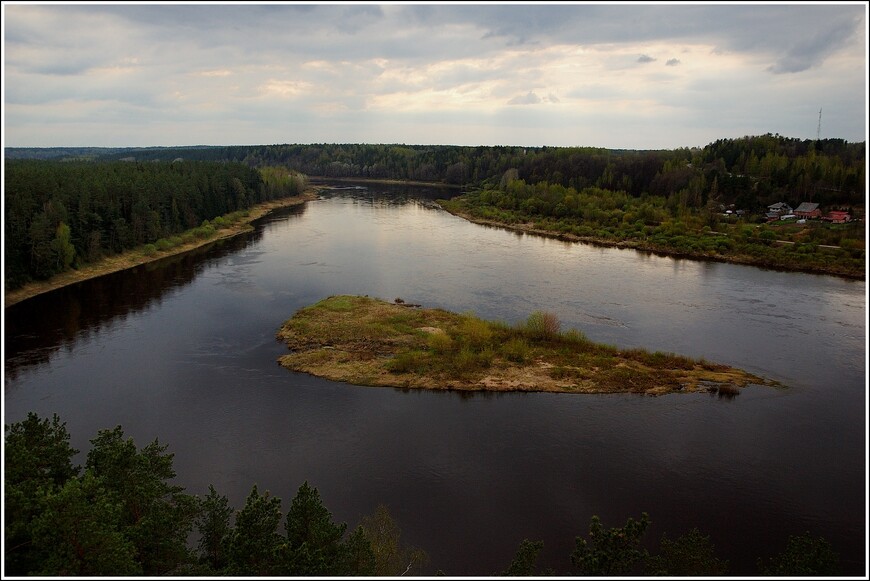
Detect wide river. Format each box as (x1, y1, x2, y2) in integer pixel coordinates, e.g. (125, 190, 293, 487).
(4, 184, 867, 575)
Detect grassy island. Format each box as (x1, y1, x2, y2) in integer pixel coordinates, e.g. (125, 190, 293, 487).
(277, 295, 775, 396)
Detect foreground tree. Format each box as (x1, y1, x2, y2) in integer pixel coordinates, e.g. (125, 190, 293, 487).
(29, 472, 141, 575)
(645, 528, 729, 575)
(4, 413, 80, 575)
(570, 512, 651, 575)
(195, 484, 233, 571)
(225, 485, 283, 575)
(85, 426, 199, 575)
(359, 504, 430, 576)
(500, 539, 545, 576)
(758, 532, 840, 575)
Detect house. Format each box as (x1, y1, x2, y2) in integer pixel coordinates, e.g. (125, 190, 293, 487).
(794, 202, 821, 219)
(823, 211, 851, 223)
(768, 202, 793, 216)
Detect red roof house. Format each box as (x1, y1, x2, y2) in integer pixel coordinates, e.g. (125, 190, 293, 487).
(823, 211, 851, 223)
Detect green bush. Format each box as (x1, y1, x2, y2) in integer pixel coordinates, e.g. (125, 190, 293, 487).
(386, 351, 427, 374)
(428, 332, 454, 355)
(460, 316, 493, 350)
(501, 338, 531, 363)
(525, 311, 561, 340)
(142, 244, 157, 256)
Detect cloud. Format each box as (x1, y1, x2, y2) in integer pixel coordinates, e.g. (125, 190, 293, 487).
(508, 91, 542, 105)
(766, 14, 863, 73)
(2, 4, 866, 149)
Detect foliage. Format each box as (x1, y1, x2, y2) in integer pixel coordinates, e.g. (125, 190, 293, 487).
(4, 416, 198, 576)
(645, 528, 729, 575)
(195, 484, 233, 571)
(225, 485, 283, 575)
(281, 481, 348, 575)
(525, 311, 561, 339)
(500, 539, 545, 576)
(29, 472, 141, 576)
(757, 532, 840, 575)
(570, 512, 651, 575)
(359, 504, 429, 576)
(85, 426, 199, 575)
(4, 412, 80, 575)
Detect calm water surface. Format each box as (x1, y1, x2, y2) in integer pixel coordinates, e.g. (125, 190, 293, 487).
(4, 185, 867, 574)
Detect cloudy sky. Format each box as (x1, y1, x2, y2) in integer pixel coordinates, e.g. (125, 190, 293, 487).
(2, 2, 867, 150)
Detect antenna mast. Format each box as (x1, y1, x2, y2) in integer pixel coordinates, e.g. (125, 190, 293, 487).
(816, 108, 822, 142)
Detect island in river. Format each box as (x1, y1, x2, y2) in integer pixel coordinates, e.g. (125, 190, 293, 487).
(277, 295, 776, 396)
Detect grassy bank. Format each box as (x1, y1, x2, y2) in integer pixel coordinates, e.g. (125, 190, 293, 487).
(277, 295, 776, 396)
(438, 194, 865, 280)
(4, 189, 320, 308)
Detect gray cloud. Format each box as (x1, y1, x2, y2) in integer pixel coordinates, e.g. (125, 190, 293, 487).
(508, 91, 542, 105)
(2, 3, 865, 149)
(767, 13, 863, 73)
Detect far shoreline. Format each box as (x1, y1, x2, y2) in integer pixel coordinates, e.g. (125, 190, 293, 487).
(437, 204, 866, 282)
(308, 176, 463, 189)
(4, 189, 320, 308)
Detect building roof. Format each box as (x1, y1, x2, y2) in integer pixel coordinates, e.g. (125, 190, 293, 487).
(769, 202, 791, 210)
(794, 202, 820, 213)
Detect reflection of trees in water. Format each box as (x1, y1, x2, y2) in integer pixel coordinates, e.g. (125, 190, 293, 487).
(313, 181, 461, 206)
(5, 205, 307, 380)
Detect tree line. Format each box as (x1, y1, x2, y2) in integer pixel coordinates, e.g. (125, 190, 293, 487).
(4, 413, 843, 576)
(7, 133, 864, 209)
(3, 160, 305, 290)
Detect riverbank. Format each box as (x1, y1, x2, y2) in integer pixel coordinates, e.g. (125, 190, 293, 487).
(4, 189, 320, 308)
(277, 295, 775, 396)
(437, 202, 865, 280)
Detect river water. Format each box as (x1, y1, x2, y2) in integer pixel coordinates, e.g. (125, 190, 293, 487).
(4, 184, 866, 575)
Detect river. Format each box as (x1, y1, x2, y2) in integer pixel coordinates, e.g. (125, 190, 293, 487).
(4, 184, 866, 575)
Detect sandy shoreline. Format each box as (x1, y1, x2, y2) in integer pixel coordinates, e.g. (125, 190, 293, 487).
(4, 189, 320, 308)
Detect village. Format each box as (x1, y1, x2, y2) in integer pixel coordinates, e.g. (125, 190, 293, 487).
(763, 201, 853, 224)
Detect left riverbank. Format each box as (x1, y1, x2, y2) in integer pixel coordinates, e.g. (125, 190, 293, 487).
(4, 189, 320, 308)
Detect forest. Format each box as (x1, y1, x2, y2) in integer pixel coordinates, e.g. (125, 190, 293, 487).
(4, 413, 842, 576)
(7, 133, 865, 209)
(4, 134, 865, 289)
(3, 160, 304, 290)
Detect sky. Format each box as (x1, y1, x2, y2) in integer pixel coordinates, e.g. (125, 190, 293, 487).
(2, 2, 868, 150)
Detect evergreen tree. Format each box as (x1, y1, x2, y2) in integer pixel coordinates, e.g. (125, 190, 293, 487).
(226, 485, 283, 575)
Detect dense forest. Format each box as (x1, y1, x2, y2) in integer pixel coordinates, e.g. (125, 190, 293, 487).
(3, 160, 304, 290)
(4, 134, 865, 289)
(7, 133, 865, 209)
(4, 413, 843, 576)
